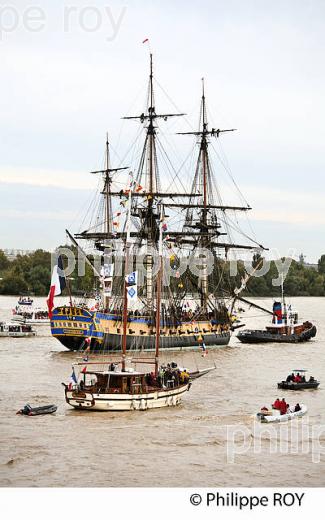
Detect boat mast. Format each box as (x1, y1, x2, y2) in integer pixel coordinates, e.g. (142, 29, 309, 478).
(122, 54, 184, 310)
(178, 80, 236, 314)
(122, 177, 133, 371)
(154, 203, 164, 376)
(105, 133, 112, 237)
(146, 53, 155, 306)
(200, 79, 209, 312)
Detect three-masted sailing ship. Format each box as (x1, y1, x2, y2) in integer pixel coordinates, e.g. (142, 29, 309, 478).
(50, 54, 265, 352)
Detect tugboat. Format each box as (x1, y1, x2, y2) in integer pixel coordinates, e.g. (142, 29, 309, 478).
(236, 275, 316, 344)
(237, 299, 316, 344)
(277, 370, 320, 390)
(49, 54, 266, 352)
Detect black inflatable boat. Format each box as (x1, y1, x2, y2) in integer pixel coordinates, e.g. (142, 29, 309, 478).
(17, 404, 57, 416)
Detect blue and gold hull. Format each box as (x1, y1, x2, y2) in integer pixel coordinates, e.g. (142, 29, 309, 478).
(50, 306, 231, 351)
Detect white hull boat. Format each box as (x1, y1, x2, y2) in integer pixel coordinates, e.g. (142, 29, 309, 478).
(0, 322, 36, 338)
(65, 375, 190, 411)
(256, 404, 307, 423)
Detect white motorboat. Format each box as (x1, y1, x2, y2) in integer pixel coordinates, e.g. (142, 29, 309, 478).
(0, 321, 36, 338)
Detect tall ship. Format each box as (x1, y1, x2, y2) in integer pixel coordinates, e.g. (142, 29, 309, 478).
(50, 55, 265, 352)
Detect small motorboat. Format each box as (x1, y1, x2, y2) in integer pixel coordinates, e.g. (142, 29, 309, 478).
(0, 322, 36, 337)
(17, 297, 33, 306)
(16, 404, 57, 416)
(256, 404, 307, 423)
(278, 369, 320, 390)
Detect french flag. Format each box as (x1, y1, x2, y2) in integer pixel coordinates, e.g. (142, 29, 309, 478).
(47, 255, 66, 318)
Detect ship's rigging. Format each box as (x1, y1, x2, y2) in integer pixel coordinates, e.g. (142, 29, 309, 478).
(72, 54, 266, 320)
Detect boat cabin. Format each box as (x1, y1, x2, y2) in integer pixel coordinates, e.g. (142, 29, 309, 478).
(77, 370, 155, 395)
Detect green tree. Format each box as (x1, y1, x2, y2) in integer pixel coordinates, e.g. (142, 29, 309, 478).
(0, 250, 10, 272)
(318, 255, 325, 275)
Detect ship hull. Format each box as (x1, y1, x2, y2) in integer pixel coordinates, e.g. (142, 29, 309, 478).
(65, 383, 190, 411)
(57, 329, 231, 351)
(51, 306, 231, 351)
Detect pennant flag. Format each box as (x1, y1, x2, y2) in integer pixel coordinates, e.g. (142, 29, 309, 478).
(136, 184, 143, 192)
(47, 255, 66, 319)
(142, 38, 149, 44)
(81, 366, 87, 374)
(162, 223, 168, 231)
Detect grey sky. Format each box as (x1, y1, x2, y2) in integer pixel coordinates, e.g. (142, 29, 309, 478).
(0, 0, 324, 261)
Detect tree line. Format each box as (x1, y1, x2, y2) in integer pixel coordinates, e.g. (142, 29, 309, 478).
(0, 249, 325, 297)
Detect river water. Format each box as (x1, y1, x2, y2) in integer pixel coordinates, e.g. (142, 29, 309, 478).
(0, 295, 324, 487)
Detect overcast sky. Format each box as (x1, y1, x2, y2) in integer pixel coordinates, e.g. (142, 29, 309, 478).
(0, 0, 324, 262)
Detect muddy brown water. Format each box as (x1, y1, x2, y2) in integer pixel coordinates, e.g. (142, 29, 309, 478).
(0, 295, 324, 487)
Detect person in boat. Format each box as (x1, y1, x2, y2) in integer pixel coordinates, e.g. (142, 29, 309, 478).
(294, 373, 302, 383)
(294, 403, 301, 412)
(180, 369, 190, 384)
(280, 398, 288, 415)
(301, 374, 306, 383)
(272, 398, 281, 410)
(286, 373, 295, 382)
(309, 376, 315, 382)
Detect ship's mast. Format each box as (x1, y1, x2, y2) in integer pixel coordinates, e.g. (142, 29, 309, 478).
(154, 203, 164, 376)
(146, 53, 155, 305)
(90, 138, 128, 310)
(122, 54, 184, 309)
(200, 80, 209, 311)
(105, 134, 112, 237)
(122, 179, 133, 371)
(178, 80, 236, 313)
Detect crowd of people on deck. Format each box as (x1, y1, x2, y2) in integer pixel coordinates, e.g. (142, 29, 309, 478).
(272, 398, 302, 415)
(146, 362, 190, 388)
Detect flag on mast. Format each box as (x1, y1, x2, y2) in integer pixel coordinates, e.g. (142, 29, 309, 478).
(125, 271, 138, 303)
(47, 255, 66, 318)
